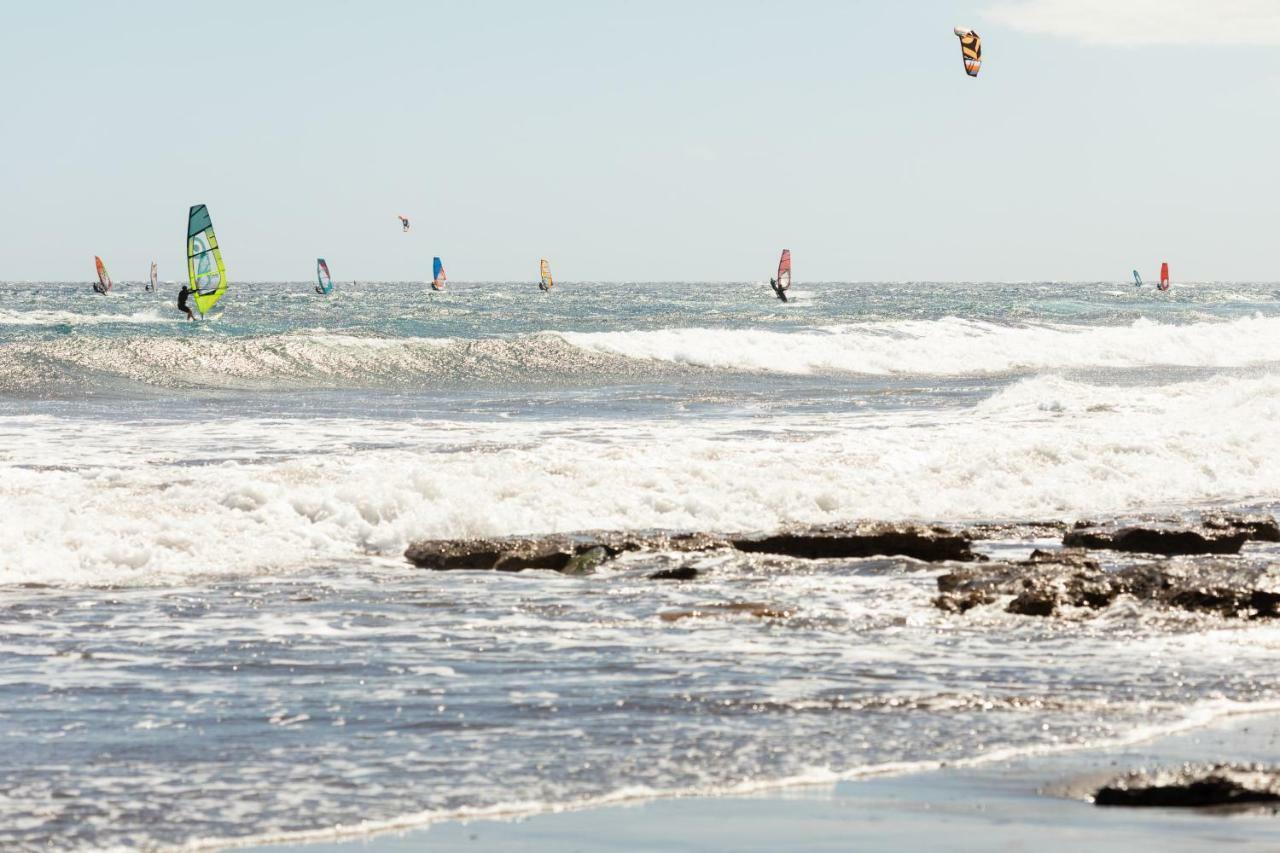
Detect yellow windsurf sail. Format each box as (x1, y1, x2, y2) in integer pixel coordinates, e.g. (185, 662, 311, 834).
(539, 258, 553, 291)
(186, 204, 227, 316)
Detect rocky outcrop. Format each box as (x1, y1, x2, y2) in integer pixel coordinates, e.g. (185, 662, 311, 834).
(935, 550, 1280, 619)
(1095, 764, 1280, 808)
(404, 523, 975, 572)
(731, 523, 976, 563)
(1063, 525, 1248, 556)
(404, 531, 729, 573)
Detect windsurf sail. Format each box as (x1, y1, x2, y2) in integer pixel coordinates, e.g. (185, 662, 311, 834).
(432, 256, 446, 291)
(1159, 262, 1170, 292)
(954, 27, 982, 77)
(94, 256, 112, 293)
(1132, 269, 1142, 287)
(148, 261, 158, 292)
(186, 204, 228, 316)
(777, 249, 792, 292)
(539, 258, 554, 291)
(316, 258, 333, 295)
(399, 215, 410, 232)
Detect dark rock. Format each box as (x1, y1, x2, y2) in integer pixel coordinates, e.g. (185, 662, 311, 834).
(1095, 763, 1280, 808)
(1006, 590, 1057, 617)
(731, 523, 975, 563)
(1202, 513, 1280, 543)
(404, 530, 730, 573)
(1064, 526, 1248, 556)
(935, 555, 1280, 620)
(648, 567, 700, 581)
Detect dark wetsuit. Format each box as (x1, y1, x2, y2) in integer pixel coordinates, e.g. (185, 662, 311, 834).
(93, 283, 106, 295)
(770, 277, 788, 303)
(177, 286, 195, 321)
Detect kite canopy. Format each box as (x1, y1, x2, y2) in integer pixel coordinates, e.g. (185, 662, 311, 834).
(398, 215, 410, 232)
(954, 27, 981, 77)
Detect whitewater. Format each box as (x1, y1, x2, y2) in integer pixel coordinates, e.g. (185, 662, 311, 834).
(4, 279, 1280, 850)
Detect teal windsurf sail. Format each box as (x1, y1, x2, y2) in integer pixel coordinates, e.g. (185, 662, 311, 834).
(316, 258, 333, 295)
(1132, 269, 1142, 287)
(186, 204, 227, 316)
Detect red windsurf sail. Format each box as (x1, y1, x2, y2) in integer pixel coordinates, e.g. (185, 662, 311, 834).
(1159, 262, 1170, 291)
(777, 249, 791, 291)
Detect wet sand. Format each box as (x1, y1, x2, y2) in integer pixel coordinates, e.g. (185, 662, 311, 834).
(244, 709, 1280, 852)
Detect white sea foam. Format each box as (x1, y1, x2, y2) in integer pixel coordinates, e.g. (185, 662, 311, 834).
(559, 314, 1280, 376)
(4, 372, 1279, 586)
(0, 308, 170, 326)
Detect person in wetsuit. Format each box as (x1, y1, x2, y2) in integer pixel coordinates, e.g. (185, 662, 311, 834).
(92, 282, 106, 295)
(770, 277, 788, 303)
(177, 285, 195, 321)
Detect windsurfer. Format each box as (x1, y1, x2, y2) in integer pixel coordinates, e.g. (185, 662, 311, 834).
(93, 282, 106, 295)
(770, 277, 788, 303)
(177, 286, 195, 321)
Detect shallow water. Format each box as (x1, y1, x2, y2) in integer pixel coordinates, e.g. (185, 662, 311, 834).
(3, 280, 1280, 849)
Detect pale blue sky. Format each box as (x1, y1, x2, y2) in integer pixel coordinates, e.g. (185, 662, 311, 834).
(2, 0, 1278, 282)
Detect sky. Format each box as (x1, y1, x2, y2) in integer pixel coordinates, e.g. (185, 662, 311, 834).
(2, 0, 1279, 282)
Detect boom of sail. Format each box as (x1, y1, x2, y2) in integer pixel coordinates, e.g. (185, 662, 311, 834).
(186, 204, 228, 317)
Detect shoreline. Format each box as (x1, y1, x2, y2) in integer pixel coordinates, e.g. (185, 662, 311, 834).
(222, 703, 1280, 853)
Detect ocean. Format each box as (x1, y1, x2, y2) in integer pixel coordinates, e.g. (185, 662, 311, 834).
(4, 279, 1280, 850)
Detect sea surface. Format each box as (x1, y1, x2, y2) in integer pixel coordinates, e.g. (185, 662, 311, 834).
(4, 280, 1280, 850)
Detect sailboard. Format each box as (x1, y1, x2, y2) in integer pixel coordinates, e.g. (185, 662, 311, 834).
(94, 256, 112, 294)
(186, 204, 228, 317)
(539, 258, 554, 291)
(316, 258, 333, 295)
(1132, 269, 1142, 287)
(432, 257, 447, 291)
(954, 27, 982, 77)
(148, 261, 158, 292)
(1158, 262, 1170, 292)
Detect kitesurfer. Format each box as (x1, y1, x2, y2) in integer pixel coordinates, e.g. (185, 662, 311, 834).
(177, 285, 195, 321)
(770, 277, 788, 303)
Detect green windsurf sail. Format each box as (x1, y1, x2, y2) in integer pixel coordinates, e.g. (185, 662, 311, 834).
(186, 204, 227, 316)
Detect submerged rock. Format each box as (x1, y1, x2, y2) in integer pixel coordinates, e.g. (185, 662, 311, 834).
(659, 602, 794, 622)
(731, 523, 976, 563)
(648, 567, 700, 581)
(934, 551, 1280, 620)
(1095, 764, 1280, 808)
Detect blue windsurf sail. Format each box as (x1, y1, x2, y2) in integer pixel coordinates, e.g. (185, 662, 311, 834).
(316, 258, 333, 295)
(432, 257, 446, 291)
(1132, 269, 1142, 287)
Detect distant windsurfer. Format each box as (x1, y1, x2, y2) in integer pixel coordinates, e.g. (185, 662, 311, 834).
(92, 282, 107, 295)
(177, 285, 195, 321)
(770, 277, 788, 303)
